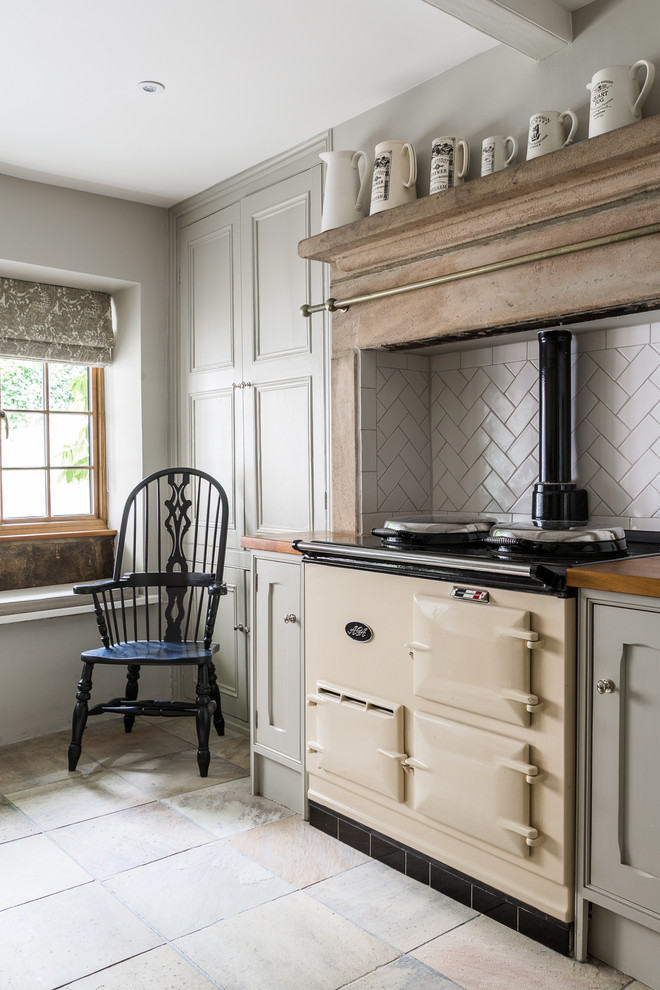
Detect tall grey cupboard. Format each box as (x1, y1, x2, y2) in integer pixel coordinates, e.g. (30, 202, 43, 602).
(174, 154, 328, 732)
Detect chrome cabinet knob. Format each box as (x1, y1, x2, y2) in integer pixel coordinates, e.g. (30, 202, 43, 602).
(284, 613, 297, 624)
(596, 678, 615, 695)
(234, 623, 250, 634)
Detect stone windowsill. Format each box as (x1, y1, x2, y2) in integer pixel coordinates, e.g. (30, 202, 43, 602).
(0, 585, 154, 624)
(0, 584, 97, 623)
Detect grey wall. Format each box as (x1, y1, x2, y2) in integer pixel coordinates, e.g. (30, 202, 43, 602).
(333, 0, 660, 199)
(0, 174, 170, 744)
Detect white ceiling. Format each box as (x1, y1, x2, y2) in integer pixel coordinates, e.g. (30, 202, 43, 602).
(0, 0, 594, 208)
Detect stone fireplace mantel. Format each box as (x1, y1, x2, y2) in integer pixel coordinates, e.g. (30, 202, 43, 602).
(298, 117, 660, 533)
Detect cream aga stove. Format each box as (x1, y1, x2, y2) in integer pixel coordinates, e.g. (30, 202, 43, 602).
(301, 554, 575, 918)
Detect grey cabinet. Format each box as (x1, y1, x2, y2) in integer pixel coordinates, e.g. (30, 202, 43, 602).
(251, 551, 304, 813)
(175, 162, 327, 733)
(576, 587, 660, 988)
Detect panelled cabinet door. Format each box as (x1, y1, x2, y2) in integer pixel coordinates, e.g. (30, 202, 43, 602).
(253, 555, 301, 762)
(241, 168, 327, 536)
(589, 603, 660, 918)
(178, 204, 245, 549)
(214, 564, 249, 724)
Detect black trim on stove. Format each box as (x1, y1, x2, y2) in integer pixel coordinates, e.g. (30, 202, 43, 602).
(308, 801, 572, 958)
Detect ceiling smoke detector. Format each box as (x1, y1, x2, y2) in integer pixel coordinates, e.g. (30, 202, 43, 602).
(137, 80, 165, 94)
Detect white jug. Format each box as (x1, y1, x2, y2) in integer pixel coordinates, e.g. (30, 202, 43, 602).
(370, 140, 417, 215)
(319, 150, 371, 231)
(587, 60, 655, 137)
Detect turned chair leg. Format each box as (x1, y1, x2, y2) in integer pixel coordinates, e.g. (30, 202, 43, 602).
(208, 659, 225, 737)
(195, 663, 213, 777)
(124, 663, 141, 733)
(69, 662, 94, 771)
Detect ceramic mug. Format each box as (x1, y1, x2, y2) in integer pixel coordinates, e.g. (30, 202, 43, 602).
(370, 140, 417, 214)
(587, 60, 655, 137)
(526, 109, 578, 159)
(429, 136, 470, 193)
(319, 150, 371, 230)
(481, 135, 518, 176)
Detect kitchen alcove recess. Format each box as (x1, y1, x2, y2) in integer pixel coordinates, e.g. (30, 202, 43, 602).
(298, 116, 660, 535)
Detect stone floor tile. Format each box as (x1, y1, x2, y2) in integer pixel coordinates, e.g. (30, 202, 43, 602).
(227, 812, 370, 886)
(58, 945, 218, 989)
(0, 832, 91, 910)
(0, 882, 161, 990)
(50, 801, 214, 878)
(0, 795, 40, 843)
(308, 859, 478, 952)
(105, 839, 295, 939)
(412, 915, 630, 990)
(108, 747, 248, 799)
(6, 768, 151, 830)
(164, 776, 294, 838)
(174, 889, 399, 990)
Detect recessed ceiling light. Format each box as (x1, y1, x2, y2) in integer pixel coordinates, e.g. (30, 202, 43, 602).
(137, 80, 165, 94)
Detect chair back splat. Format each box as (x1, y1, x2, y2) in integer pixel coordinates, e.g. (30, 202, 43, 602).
(68, 468, 230, 777)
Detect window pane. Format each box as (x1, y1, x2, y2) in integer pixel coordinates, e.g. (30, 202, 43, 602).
(51, 468, 92, 516)
(49, 414, 91, 469)
(3, 469, 47, 518)
(0, 359, 44, 410)
(48, 364, 90, 412)
(1, 412, 46, 467)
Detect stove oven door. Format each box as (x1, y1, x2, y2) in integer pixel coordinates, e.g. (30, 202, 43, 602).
(307, 681, 406, 802)
(408, 594, 541, 726)
(407, 711, 539, 857)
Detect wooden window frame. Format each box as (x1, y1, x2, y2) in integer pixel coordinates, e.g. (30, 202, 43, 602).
(0, 364, 111, 541)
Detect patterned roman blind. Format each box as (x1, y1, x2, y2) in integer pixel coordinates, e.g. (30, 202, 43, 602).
(0, 277, 114, 365)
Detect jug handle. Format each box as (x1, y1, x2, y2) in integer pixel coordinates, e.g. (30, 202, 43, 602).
(505, 136, 518, 167)
(631, 59, 655, 114)
(352, 151, 371, 211)
(402, 143, 417, 188)
(559, 109, 578, 146)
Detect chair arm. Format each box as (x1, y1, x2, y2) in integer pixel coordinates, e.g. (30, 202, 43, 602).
(72, 578, 122, 596)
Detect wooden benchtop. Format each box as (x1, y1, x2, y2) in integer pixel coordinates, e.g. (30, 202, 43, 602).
(239, 532, 342, 556)
(567, 555, 660, 598)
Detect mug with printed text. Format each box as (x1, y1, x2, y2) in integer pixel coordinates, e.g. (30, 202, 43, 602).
(481, 135, 518, 176)
(526, 109, 578, 159)
(429, 136, 470, 193)
(587, 60, 655, 137)
(370, 140, 417, 214)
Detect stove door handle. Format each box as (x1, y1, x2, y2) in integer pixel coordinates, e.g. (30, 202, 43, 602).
(499, 819, 541, 847)
(500, 628, 542, 650)
(499, 688, 542, 714)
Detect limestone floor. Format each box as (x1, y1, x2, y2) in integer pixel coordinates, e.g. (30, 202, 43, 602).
(0, 718, 651, 990)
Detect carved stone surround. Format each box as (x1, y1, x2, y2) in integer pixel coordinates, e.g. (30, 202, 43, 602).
(298, 117, 660, 533)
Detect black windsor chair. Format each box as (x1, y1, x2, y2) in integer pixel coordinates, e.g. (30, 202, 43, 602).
(67, 468, 229, 777)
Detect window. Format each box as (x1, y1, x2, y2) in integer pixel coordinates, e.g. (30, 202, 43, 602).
(0, 358, 107, 534)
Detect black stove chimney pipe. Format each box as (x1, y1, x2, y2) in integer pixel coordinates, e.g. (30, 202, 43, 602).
(531, 329, 588, 528)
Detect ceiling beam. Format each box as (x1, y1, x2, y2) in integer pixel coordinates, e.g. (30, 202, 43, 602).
(421, 0, 574, 60)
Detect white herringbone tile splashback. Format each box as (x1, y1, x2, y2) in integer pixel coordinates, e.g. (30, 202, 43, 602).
(376, 355, 432, 513)
(431, 354, 539, 515)
(361, 324, 660, 530)
(429, 329, 660, 524)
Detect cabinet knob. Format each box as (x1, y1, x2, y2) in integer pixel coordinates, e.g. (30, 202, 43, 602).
(284, 613, 297, 624)
(596, 678, 615, 695)
(234, 623, 250, 634)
